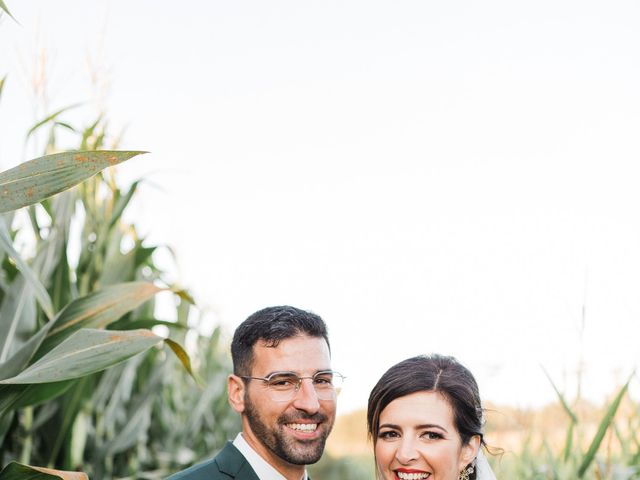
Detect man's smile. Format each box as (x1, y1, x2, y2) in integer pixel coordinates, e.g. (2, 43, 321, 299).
(286, 423, 318, 432)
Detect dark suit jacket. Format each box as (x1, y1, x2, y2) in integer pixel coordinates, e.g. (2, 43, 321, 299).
(167, 442, 260, 480)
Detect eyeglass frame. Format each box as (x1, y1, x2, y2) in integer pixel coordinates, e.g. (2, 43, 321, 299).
(239, 370, 345, 402)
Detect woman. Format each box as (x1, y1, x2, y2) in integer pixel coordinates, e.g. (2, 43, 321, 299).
(367, 355, 497, 480)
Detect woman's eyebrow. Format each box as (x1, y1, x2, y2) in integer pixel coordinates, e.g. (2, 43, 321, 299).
(378, 423, 401, 430)
(378, 423, 448, 433)
(416, 423, 448, 432)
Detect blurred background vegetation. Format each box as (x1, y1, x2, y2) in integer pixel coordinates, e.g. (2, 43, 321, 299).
(1, 3, 640, 479)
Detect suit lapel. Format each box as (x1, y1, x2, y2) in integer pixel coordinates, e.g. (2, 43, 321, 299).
(215, 442, 260, 480)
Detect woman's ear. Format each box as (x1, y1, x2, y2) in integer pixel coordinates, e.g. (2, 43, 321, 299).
(227, 374, 246, 413)
(459, 435, 481, 472)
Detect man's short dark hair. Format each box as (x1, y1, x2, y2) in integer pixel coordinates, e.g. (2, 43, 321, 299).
(231, 305, 330, 376)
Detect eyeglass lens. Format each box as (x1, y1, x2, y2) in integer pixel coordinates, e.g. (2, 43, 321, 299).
(266, 372, 343, 400)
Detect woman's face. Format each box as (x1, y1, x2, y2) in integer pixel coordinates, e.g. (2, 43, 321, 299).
(374, 391, 479, 480)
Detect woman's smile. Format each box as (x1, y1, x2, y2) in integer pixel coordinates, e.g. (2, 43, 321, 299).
(375, 391, 477, 480)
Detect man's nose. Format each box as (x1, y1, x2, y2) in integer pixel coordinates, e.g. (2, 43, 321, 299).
(292, 378, 321, 413)
(395, 437, 418, 464)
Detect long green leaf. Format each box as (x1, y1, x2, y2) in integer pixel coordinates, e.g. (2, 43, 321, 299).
(49, 191, 77, 311)
(107, 318, 188, 331)
(0, 322, 53, 380)
(174, 288, 196, 305)
(0, 410, 13, 447)
(108, 180, 139, 229)
(98, 245, 137, 286)
(39, 281, 163, 356)
(47, 377, 93, 467)
(0, 280, 137, 417)
(577, 375, 633, 477)
(0, 150, 146, 213)
(100, 366, 164, 456)
(542, 366, 578, 423)
(25, 104, 81, 141)
(165, 338, 199, 385)
(0, 462, 60, 480)
(4, 381, 74, 411)
(53, 121, 76, 133)
(79, 115, 103, 150)
(0, 462, 87, 480)
(0, 76, 6, 104)
(0, 218, 54, 323)
(184, 368, 227, 436)
(0, 277, 38, 364)
(0, 381, 73, 430)
(92, 357, 138, 417)
(562, 420, 574, 461)
(0, 221, 72, 363)
(97, 355, 144, 432)
(0, 0, 16, 22)
(0, 328, 162, 384)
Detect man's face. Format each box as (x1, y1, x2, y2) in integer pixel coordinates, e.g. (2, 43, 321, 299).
(233, 334, 337, 471)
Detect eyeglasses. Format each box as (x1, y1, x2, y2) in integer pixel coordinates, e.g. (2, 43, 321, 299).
(240, 370, 345, 402)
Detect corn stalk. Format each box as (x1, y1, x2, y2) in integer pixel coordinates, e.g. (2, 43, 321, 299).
(0, 64, 237, 477)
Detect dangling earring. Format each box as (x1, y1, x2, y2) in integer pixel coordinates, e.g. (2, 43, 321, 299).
(459, 464, 474, 480)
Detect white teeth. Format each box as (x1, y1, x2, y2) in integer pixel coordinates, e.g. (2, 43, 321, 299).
(287, 423, 318, 432)
(396, 473, 429, 480)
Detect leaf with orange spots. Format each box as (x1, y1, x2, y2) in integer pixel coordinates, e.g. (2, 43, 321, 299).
(0, 150, 147, 213)
(0, 328, 162, 385)
(37, 282, 164, 359)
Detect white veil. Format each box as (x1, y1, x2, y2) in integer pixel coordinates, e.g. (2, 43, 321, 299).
(474, 450, 497, 480)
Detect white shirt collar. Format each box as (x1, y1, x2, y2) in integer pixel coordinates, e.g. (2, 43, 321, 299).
(233, 432, 308, 480)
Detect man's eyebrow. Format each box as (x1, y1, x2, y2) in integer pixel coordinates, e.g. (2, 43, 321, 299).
(263, 371, 297, 377)
(263, 369, 332, 377)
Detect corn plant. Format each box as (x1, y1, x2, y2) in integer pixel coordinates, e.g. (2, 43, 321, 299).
(492, 371, 639, 479)
(0, 8, 238, 477)
(0, 99, 242, 479)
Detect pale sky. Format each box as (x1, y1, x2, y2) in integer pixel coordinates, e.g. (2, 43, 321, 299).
(2, 1, 640, 413)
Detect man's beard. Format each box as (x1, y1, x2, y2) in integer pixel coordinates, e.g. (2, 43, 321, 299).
(243, 393, 332, 465)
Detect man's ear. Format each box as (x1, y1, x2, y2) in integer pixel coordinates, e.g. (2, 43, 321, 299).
(459, 435, 481, 472)
(228, 374, 246, 413)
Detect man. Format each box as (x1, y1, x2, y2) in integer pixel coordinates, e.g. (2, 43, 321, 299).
(169, 305, 342, 480)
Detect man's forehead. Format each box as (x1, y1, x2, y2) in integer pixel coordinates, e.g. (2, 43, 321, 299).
(254, 333, 328, 350)
(250, 335, 330, 372)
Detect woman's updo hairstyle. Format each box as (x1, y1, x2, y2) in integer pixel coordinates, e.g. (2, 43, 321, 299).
(367, 354, 485, 448)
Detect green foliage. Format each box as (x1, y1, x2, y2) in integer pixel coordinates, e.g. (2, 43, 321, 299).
(0, 150, 147, 213)
(0, 77, 6, 104)
(0, 461, 87, 479)
(577, 377, 633, 478)
(0, 1, 15, 22)
(24, 104, 82, 142)
(1, 329, 164, 385)
(493, 373, 639, 479)
(0, 219, 55, 320)
(0, 76, 238, 477)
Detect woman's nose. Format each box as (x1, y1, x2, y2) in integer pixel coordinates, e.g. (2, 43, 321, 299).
(395, 438, 418, 464)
